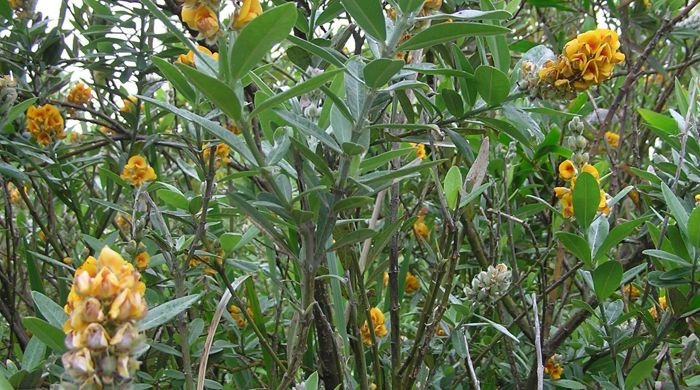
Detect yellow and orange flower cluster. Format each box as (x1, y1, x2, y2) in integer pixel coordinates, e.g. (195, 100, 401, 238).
(134, 252, 150, 270)
(120, 95, 140, 113)
(67, 83, 93, 105)
(360, 307, 388, 345)
(120, 155, 157, 187)
(623, 284, 640, 300)
(26, 104, 65, 146)
(605, 131, 619, 148)
(181, 0, 221, 42)
(649, 296, 668, 320)
(538, 29, 625, 97)
(410, 142, 426, 159)
(232, 0, 262, 30)
(544, 355, 564, 380)
(228, 304, 254, 328)
(554, 160, 609, 218)
(383, 271, 420, 294)
(413, 208, 430, 240)
(177, 45, 219, 67)
(62, 247, 147, 388)
(202, 142, 230, 168)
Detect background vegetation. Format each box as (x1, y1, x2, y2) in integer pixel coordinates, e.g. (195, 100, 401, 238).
(1, 0, 700, 389)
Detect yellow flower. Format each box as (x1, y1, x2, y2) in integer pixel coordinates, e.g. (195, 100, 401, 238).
(115, 213, 132, 231)
(177, 45, 219, 66)
(423, 0, 442, 11)
(67, 83, 92, 105)
(120, 95, 139, 113)
(120, 155, 157, 187)
(649, 296, 668, 320)
(435, 325, 447, 337)
(563, 29, 625, 90)
(182, 4, 220, 40)
(598, 189, 610, 215)
(229, 304, 254, 328)
(63, 257, 73, 265)
(202, 143, 230, 168)
(695, 193, 700, 203)
(605, 131, 620, 148)
(232, 0, 262, 30)
(558, 160, 577, 181)
(413, 220, 429, 240)
(409, 143, 426, 159)
(226, 121, 241, 135)
(554, 187, 570, 199)
(26, 104, 65, 146)
(623, 284, 640, 300)
(580, 164, 600, 182)
(134, 252, 150, 270)
(62, 246, 147, 385)
(560, 191, 574, 218)
(360, 307, 387, 345)
(405, 272, 419, 294)
(544, 356, 564, 380)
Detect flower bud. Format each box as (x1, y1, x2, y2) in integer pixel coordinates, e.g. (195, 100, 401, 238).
(83, 323, 109, 350)
(111, 323, 138, 352)
(81, 298, 104, 323)
(575, 135, 588, 149)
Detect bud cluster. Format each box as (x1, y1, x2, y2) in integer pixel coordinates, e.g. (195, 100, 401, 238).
(60, 247, 147, 389)
(0, 75, 18, 115)
(464, 263, 512, 302)
(565, 117, 589, 167)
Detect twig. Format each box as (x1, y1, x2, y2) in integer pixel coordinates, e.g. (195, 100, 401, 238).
(532, 293, 543, 390)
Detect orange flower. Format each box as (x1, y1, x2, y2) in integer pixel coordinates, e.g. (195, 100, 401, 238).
(623, 284, 640, 300)
(134, 252, 150, 270)
(202, 143, 230, 168)
(26, 104, 65, 145)
(405, 272, 419, 294)
(409, 143, 426, 159)
(232, 0, 262, 30)
(67, 83, 92, 105)
(120, 155, 157, 187)
(558, 160, 577, 181)
(360, 307, 387, 345)
(182, 3, 220, 40)
(580, 164, 600, 182)
(177, 45, 219, 66)
(605, 131, 619, 148)
(544, 356, 564, 380)
(563, 29, 625, 90)
(560, 191, 574, 218)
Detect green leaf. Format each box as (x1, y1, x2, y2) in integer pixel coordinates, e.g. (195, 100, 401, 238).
(594, 218, 648, 262)
(661, 181, 689, 237)
(175, 63, 241, 121)
(157, 189, 189, 210)
(140, 294, 201, 332)
(443, 166, 463, 209)
(474, 65, 510, 106)
(230, 3, 298, 80)
(638, 108, 679, 135)
(220, 232, 242, 253)
(340, 0, 386, 42)
(688, 207, 700, 249)
(0, 0, 11, 20)
(441, 88, 464, 117)
(359, 147, 414, 173)
(592, 261, 623, 301)
(31, 291, 68, 330)
(572, 172, 599, 231)
(363, 59, 404, 88)
(334, 196, 374, 212)
(21, 317, 66, 352)
(329, 229, 376, 250)
(556, 232, 592, 267)
(397, 0, 425, 13)
(624, 358, 656, 389)
(398, 22, 509, 51)
(251, 68, 343, 116)
(553, 379, 587, 389)
(21, 337, 46, 372)
(304, 372, 319, 390)
(1, 97, 37, 130)
(359, 159, 444, 188)
(151, 56, 196, 103)
(0, 162, 27, 182)
(287, 36, 346, 68)
(274, 108, 342, 153)
(138, 96, 256, 165)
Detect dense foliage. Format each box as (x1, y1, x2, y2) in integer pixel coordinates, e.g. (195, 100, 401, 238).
(1, 0, 700, 389)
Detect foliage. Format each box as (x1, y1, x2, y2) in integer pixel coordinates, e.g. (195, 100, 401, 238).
(1, 0, 700, 389)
